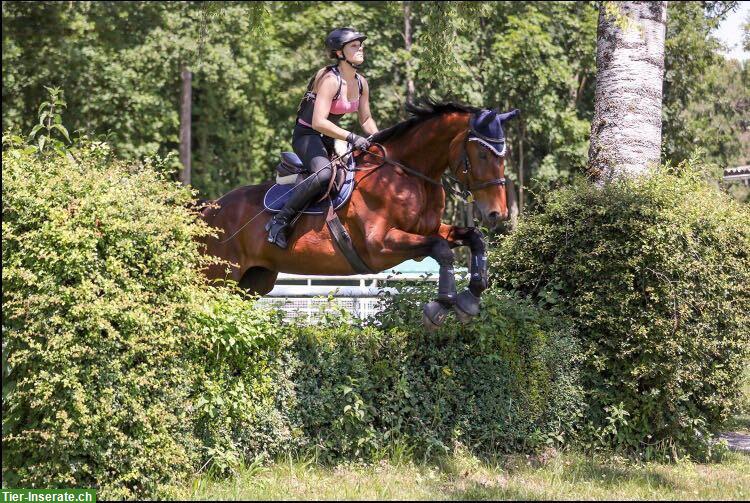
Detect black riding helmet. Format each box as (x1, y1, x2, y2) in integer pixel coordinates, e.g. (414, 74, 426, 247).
(325, 28, 366, 67)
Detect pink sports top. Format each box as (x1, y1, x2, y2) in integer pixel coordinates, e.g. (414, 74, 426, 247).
(296, 65, 362, 129)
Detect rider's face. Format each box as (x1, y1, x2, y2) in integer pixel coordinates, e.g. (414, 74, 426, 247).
(339, 40, 364, 64)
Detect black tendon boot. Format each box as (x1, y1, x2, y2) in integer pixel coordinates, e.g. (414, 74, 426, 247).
(265, 176, 323, 249)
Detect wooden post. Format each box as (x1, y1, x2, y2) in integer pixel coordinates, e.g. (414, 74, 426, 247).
(179, 66, 192, 186)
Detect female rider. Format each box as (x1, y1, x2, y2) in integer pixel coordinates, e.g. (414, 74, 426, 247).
(266, 27, 379, 249)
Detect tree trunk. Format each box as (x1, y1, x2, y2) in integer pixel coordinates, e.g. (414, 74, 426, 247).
(404, 1, 415, 103)
(588, 1, 667, 181)
(506, 179, 519, 230)
(518, 119, 525, 214)
(179, 66, 192, 186)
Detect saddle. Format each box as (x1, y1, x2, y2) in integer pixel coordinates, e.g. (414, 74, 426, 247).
(264, 139, 357, 215)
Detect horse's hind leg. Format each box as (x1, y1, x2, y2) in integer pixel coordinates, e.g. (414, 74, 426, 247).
(238, 266, 279, 296)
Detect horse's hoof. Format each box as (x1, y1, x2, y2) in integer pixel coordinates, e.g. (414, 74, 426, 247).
(422, 301, 448, 331)
(455, 289, 481, 322)
(454, 305, 473, 324)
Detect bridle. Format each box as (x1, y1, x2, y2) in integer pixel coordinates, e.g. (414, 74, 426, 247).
(460, 115, 508, 188)
(356, 111, 508, 203)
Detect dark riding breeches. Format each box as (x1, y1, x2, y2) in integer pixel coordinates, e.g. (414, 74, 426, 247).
(292, 125, 334, 194)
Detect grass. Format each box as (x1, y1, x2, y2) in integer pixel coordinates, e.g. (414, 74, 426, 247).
(172, 364, 750, 500)
(723, 364, 750, 433)
(174, 449, 750, 501)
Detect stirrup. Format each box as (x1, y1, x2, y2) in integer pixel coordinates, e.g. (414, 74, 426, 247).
(265, 215, 290, 248)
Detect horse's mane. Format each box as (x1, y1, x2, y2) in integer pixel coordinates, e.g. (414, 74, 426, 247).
(370, 99, 480, 144)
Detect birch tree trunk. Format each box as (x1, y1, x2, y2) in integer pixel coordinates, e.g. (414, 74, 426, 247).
(179, 66, 192, 186)
(403, 1, 415, 103)
(588, 1, 667, 181)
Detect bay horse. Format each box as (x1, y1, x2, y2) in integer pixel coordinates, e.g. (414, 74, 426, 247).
(198, 101, 519, 329)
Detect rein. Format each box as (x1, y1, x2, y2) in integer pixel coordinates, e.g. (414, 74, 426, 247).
(357, 143, 443, 187)
(352, 128, 507, 203)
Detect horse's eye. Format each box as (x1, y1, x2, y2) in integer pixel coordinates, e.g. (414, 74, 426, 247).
(478, 151, 488, 160)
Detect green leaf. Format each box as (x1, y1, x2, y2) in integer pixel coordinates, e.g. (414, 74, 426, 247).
(38, 135, 46, 151)
(52, 124, 70, 142)
(28, 124, 43, 139)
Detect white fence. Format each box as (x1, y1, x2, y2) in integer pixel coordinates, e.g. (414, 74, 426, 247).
(256, 272, 441, 323)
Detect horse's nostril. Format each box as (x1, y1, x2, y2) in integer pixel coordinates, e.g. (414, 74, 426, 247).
(488, 211, 500, 223)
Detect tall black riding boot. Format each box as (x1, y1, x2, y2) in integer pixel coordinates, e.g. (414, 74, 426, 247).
(265, 177, 323, 249)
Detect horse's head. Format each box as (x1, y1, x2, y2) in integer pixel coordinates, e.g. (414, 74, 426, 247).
(451, 108, 520, 229)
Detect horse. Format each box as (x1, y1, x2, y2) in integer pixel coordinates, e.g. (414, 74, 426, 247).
(197, 100, 519, 329)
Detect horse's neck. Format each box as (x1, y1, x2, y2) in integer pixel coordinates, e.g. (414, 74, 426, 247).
(385, 115, 467, 180)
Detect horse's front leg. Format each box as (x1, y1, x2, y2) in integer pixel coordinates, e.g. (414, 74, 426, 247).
(438, 225, 488, 323)
(378, 228, 458, 330)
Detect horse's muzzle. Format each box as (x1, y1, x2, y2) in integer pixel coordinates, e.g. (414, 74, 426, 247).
(485, 210, 508, 229)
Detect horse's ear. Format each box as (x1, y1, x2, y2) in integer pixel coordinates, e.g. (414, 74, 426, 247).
(476, 109, 498, 127)
(497, 109, 520, 122)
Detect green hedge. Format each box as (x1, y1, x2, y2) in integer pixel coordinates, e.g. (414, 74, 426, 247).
(181, 287, 585, 471)
(1, 138, 215, 498)
(490, 158, 750, 460)
(285, 288, 584, 463)
(186, 292, 301, 477)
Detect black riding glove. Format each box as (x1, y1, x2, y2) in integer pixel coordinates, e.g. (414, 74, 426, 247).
(346, 132, 371, 151)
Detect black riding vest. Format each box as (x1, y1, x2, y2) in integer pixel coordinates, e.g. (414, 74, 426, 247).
(295, 65, 363, 129)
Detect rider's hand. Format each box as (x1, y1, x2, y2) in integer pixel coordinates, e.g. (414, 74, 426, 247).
(346, 132, 371, 151)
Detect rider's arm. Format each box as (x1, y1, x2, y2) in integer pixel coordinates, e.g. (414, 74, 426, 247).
(357, 77, 378, 136)
(311, 74, 353, 141)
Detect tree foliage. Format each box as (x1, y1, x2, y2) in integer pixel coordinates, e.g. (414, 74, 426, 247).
(5, 1, 743, 209)
(662, 1, 748, 172)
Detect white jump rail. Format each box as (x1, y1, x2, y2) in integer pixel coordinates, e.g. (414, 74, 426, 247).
(260, 270, 468, 322)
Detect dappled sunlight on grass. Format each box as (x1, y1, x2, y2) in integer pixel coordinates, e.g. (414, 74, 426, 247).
(177, 450, 750, 501)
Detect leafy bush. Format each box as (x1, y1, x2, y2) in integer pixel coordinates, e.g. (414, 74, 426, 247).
(1, 134, 217, 498)
(284, 286, 584, 463)
(490, 158, 750, 459)
(1, 128, 315, 497)
(187, 290, 302, 477)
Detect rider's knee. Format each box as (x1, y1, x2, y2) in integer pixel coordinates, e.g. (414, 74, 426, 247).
(310, 157, 332, 180)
